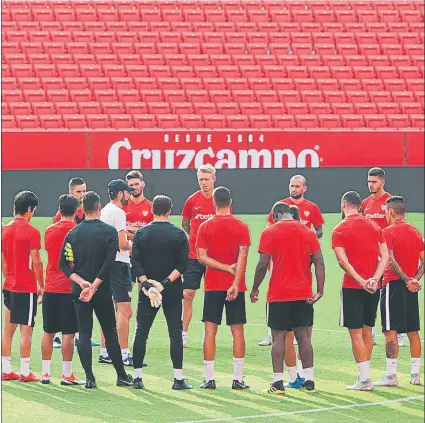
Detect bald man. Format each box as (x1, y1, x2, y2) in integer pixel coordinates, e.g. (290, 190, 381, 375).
(258, 175, 325, 386)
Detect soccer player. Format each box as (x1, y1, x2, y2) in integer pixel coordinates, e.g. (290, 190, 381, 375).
(373, 196, 423, 387)
(181, 164, 217, 348)
(123, 170, 154, 240)
(1, 191, 44, 382)
(131, 195, 192, 390)
(259, 175, 324, 347)
(251, 202, 325, 394)
(59, 191, 133, 388)
(196, 187, 250, 390)
(332, 191, 389, 391)
(53, 177, 87, 224)
(41, 194, 84, 385)
(361, 167, 394, 346)
(99, 179, 135, 366)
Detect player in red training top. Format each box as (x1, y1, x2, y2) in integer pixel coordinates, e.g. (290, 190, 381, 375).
(373, 196, 424, 388)
(41, 195, 84, 386)
(259, 175, 325, 348)
(251, 201, 325, 395)
(196, 187, 251, 391)
(123, 170, 154, 240)
(181, 164, 217, 348)
(53, 177, 87, 224)
(361, 167, 394, 345)
(1, 191, 44, 382)
(332, 191, 389, 392)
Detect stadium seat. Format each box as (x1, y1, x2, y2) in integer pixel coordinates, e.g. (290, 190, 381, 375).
(262, 102, 286, 115)
(62, 114, 86, 129)
(226, 115, 250, 129)
(354, 103, 378, 115)
(400, 103, 424, 114)
(331, 103, 356, 115)
(209, 90, 233, 103)
(101, 102, 125, 115)
(132, 114, 156, 128)
(386, 114, 411, 128)
(124, 102, 148, 115)
(255, 90, 279, 103)
(391, 91, 416, 103)
(341, 115, 364, 128)
(318, 114, 342, 128)
(232, 90, 256, 103)
(364, 115, 388, 128)
(78, 102, 102, 114)
(16, 115, 39, 129)
(339, 79, 363, 91)
(377, 103, 401, 115)
(180, 115, 203, 129)
(362, 79, 385, 92)
(277, 90, 301, 102)
(309, 103, 332, 115)
(239, 102, 263, 115)
(157, 115, 181, 129)
(285, 103, 309, 115)
(193, 103, 217, 115)
(369, 91, 393, 103)
(323, 91, 347, 103)
(272, 115, 296, 128)
(410, 115, 425, 128)
(295, 115, 319, 128)
(203, 115, 226, 128)
(39, 115, 63, 129)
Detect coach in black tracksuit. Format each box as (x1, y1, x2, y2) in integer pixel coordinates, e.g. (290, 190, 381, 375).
(131, 195, 191, 390)
(59, 191, 133, 389)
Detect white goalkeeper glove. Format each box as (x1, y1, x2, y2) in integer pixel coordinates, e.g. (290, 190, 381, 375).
(142, 286, 162, 308)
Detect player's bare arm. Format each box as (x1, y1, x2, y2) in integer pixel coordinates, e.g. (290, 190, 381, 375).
(372, 242, 389, 281)
(197, 247, 235, 274)
(1, 252, 6, 278)
(68, 273, 91, 289)
(388, 249, 410, 282)
(314, 225, 324, 239)
(118, 229, 132, 251)
(227, 245, 249, 301)
(182, 217, 191, 236)
(413, 251, 425, 282)
(126, 224, 138, 240)
(250, 252, 271, 303)
(334, 246, 374, 293)
(31, 249, 44, 301)
(308, 250, 325, 304)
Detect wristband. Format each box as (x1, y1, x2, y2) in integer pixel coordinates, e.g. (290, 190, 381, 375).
(142, 280, 153, 291)
(161, 277, 171, 289)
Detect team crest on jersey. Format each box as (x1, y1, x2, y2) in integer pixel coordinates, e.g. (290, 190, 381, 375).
(304, 211, 310, 217)
(381, 205, 386, 210)
(142, 211, 148, 216)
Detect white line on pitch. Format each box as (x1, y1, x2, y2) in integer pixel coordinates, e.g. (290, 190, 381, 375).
(173, 395, 424, 423)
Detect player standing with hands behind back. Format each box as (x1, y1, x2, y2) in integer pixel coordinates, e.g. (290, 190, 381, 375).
(332, 191, 389, 391)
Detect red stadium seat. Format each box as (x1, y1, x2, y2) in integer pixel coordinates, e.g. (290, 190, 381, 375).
(318, 114, 342, 128)
(277, 90, 301, 102)
(262, 102, 286, 115)
(124, 102, 148, 115)
(300, 90, 323, 103)
(272, 115, 296, 128)
(233, 90, 256, 103)
(391, 92, 416, 103)
(239, 102, 263, 115)
(322, 55, 345, 67)
(157, 115, 181, 129)
(101, 102, 125, 115)
(16, 115, 39, 129)
(339, 79, 362, 91)
(316, 79, 339, 91)
(249, 115, 272, 128)
(171, 102, 194, 115)
(78, 102, 102, 115)
(141, 90, 163, 102)
(180, 115, 203, 129)
(65, 78, 88, 91)
(194, 103, 217, 115)
(377, 103, 401, 115)
(341, 115, 364, 128)
(309, 103, 332, 115)
(248, 78, 271, 90)
(217, 103, 240, 115)
(55, 102, 79, 115)
(32, 102, 55, 115)
(134, 77, 158, 91)
(285, 103, 309, 115)
(346, 91, 370, 104)
(331, 66, 353, 79)
(386, 115, 410, 129)
(203, 78, 227, 91)
(134, 115, 157, 128)
(226, 115, 250, 129)
(406, 79, 425, 92)
(203, 115, 226, 129)
(209, 90, 233, 103)
(369, 91, 393, 103)
(363, 115, 388, 128)
(63, 115, 87, 129)
(110, 77, 134, 91)
(354, 103, 378, 115)
(8, 102, 32, 115)
(271, 79, 295, 91)
(39, 115, 63, 129)
(383, 79, 406, 91)
(2, 115, 16, 129)
(398, 66, 421, 79)
(255, 90, 279, 103)
(295, 115, 319, 128)
(323, 91, 347, 103)
(410, 115, 425, 129)
(400, 103, 424, 114)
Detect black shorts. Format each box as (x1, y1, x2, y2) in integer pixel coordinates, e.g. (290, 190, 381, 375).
(340, 288, 380, 329)
(286, 307, 314, 331)
(10, 292, 37, 327)
(42, 292, 79, 335)
(267, 301, 313, 331)
(3, 289, 11, 310)
(182, 259, 205, 290)
(202, 291, 247, 326)
(110, 261, 132, 303)
(381, 280, 420, 334)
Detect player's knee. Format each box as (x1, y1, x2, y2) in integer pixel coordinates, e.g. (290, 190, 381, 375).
(183, 290, 195, 301)
(407, 331, 420, 342)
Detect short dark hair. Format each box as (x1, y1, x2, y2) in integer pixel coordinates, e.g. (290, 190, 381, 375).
(213, 186, 231, 208)
(82, 191, 100, 214)
(386, 196, 406, 215)
(289, 205, 300, 221)
(368, 167, 385, 179)
(126, 170, 144, 182)
(341, 191, 362, 208)
(272, 202, 292, 222)
(14, 191, 39, 215)
(152, 195, 172, 216)
(59, 194, 79, 217)
(69, 177, 85, 190)
(108, 190, 120, 201)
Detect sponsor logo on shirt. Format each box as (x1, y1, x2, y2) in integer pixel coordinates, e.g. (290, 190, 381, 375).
(300, 219, 309, 225)
(194, 213, 214, 220)
(365, 213, 385, 219)
(381, 205, 386, 211)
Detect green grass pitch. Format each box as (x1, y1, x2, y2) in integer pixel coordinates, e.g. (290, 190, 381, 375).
(2, 214, 424, 423)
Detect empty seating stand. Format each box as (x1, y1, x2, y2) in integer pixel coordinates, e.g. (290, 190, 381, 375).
(1, 0, 424, 130)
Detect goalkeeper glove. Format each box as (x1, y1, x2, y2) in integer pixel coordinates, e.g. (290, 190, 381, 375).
(147, 287, 162, 308)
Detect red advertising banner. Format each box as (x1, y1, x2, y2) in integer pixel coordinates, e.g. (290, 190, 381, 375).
(406, 132, 425, 166)
(2, 131, 88, 170)
(89, 131, 406, 169)
(2, 130, 420, 170)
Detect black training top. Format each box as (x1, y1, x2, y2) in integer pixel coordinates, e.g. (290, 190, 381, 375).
(59, 218, 118, 297)
(131, 221, 189, 304)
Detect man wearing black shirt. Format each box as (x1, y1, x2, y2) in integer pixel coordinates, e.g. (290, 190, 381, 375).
(59, 191, 133, 389)
(131, 195, 191, 390)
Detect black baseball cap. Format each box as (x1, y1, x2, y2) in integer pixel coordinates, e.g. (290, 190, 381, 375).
(108, 179, 136, 194)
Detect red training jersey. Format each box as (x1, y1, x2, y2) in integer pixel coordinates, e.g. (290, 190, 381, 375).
(267, 197, 324, 229)
(259, 220, 321, 302)
(1, 218, 41, 293)
(361, 192, 392, 230)
(53, 206, 85, 225)
(45, 220, 76, 293)
(332, 214, 385, 289)
(196, 215, 251, 292)
(122, 197, 154, 230)
(182, 191, 216, 259)
(383, 221, 424, 285)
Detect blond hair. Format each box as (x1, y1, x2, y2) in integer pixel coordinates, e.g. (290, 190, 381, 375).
(197, 163, 216, 176)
